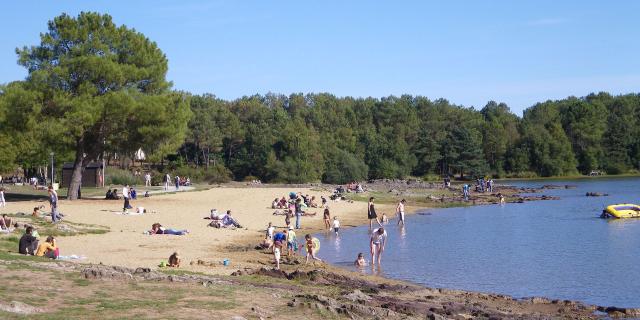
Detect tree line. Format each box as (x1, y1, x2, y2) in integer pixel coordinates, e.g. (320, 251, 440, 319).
(0, 12, 639, 200)
(180, 92, 640, 184)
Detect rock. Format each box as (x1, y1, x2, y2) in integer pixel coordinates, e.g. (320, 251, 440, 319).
(0, 301, 44, 314)
(343, 289, 371, 303)
(586, 192, 608, 197)
(230, 316, 247, 320)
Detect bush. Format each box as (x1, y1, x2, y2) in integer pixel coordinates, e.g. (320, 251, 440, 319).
(504, 171, 538, 179)
(154, 165, 232, 184)
(105, 168, 141, 186)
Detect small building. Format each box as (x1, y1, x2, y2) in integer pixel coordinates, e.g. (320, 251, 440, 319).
(62, 162, 103, 188)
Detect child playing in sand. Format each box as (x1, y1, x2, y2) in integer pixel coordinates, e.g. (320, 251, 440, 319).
(354, 253, 367, 267)
(332, 216, 340, 235)
(304, 234, 322, 264)
(168, 252, 181, 267)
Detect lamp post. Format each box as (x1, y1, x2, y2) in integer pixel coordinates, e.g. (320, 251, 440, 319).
(50, 152, 55, 186)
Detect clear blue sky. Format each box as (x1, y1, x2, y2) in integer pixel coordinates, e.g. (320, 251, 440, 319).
(1, 1, 638, 115)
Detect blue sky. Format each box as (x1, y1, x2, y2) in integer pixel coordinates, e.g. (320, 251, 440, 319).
(1, 1, 638, 115)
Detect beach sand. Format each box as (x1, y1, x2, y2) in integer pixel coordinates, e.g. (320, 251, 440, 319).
(8, 186, 390, 273)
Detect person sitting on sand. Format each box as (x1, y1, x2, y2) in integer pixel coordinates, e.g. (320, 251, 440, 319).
(36, 236, 58, 259)
(259, 235, 273, 250)
(144, 191, 150, 198)
(309, 196, 318, 208)
(32, 206, 42, 217)
(0, 214, 12, 230)
(272, 198, 279, 209)
(168, 252, 181, 267)
(354, 253, 367, 267)
(130, 187, 137, 200)
(18, 226, 38, 255)
(304, 234, 322, 264)
(111, 189, 120, 200)
(105, 189, 113, 200)
(278, 197, 287, 209)
(150, 223, 189, 235)
(221, 210, 242, 228)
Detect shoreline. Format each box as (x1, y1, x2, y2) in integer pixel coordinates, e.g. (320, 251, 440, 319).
(0, 182, 628, 318)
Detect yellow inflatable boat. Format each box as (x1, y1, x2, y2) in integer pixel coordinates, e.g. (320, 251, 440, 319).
(602, 204, 640, 219)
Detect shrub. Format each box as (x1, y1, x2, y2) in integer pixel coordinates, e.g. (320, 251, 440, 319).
(105, 168, 141, 186)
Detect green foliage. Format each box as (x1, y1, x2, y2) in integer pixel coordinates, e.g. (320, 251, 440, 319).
(9, 12, 191, 199)
(104, 168, 140, 186)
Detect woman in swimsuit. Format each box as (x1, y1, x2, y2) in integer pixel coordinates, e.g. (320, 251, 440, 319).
(368, 197, 382, 229)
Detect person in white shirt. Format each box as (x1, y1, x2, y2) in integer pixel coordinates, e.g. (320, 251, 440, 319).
(370, 227, 387, 265)
(332, 216, 340, 234)
(122, 185, 130, 213)
(266, 222, 275, 240)
(144, 173, 151, 187)
(0, 187, 5, 207)
(396, 199, 406, 226)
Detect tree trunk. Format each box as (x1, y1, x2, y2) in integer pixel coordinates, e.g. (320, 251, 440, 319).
(68, 144, 86, 200)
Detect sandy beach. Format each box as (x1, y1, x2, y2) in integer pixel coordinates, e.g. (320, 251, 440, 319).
(6, 186, 392, 273)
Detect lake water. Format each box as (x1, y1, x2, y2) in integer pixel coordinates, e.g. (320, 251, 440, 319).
(316, 177, 640, 308)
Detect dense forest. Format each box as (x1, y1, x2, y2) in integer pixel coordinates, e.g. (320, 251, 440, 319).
(1, 12, 640, 192)
(176, 92, 640, 183)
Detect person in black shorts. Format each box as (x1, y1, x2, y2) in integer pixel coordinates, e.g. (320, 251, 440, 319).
(368, 197, 382, 229)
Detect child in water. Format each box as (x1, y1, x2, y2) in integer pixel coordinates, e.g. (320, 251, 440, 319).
(332, 216, 340, 235)
(381, 212, 389, 224)
(304, 234, 322, 264)
(354, 253, 367, 267)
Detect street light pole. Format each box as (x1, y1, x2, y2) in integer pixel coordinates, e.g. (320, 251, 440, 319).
(50, 152, 54, 186)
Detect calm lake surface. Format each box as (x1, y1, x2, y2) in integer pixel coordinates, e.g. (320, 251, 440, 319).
(316, 177, 640, 307)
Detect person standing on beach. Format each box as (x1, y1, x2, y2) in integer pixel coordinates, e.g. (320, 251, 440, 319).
(295, 198, 304, 229)
(370, 227, 387, 265)
(122, 185, 131, 213)
(368, 197, 382, 229)
(396, 199, 406, 226)
(163, 173, 169, 190)
(0, 187, 5, 207)
(144, 172, 151, 187)
(48, 186, 62, 223)
(174, 175, 180, 190)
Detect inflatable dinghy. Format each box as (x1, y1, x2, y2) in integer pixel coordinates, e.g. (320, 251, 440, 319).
(602, 204, 640, 219)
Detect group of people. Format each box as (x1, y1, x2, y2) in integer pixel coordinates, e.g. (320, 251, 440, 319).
(162, 173, 190, 191)
(207, 209, 242, 229)
(18, 225, 59, 259)
(262, 222, 321, 270)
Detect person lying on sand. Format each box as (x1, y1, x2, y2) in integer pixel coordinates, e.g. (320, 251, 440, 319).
(149, 223, 189, 235)
(168, 252, 181, 267)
